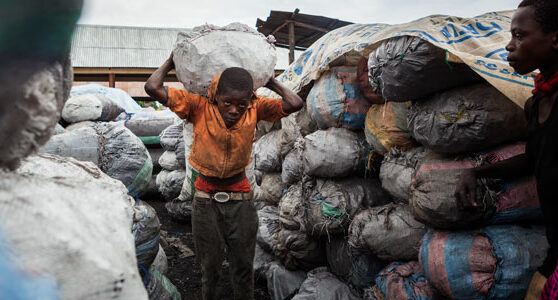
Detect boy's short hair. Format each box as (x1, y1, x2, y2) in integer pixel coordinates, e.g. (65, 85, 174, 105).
(519, 0, 558, 32)
(216, 67, 254, 96)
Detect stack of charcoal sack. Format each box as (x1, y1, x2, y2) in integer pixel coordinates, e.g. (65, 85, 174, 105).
(154, 122, 197, 223)
(252, 51, 399, 300)
(252, 36, 544, 300)
(354, 35, 546, 300)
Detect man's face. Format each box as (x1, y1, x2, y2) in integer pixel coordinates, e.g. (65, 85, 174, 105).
(215, 89, 252, 128)
(506, 6, 558, 75)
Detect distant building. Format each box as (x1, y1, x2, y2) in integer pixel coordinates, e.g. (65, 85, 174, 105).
(70, 24, 299, 99)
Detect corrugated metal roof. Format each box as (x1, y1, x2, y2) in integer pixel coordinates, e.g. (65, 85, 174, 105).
(70, 24, 191, 68)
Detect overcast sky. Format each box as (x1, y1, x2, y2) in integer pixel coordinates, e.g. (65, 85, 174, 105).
(78, 0, 520, 29)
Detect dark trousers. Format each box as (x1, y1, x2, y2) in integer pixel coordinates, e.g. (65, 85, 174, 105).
(191, 194, 258, 300)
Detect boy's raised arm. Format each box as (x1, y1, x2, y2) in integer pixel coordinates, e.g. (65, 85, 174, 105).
(264, 77, 303, 114)
(145, 53, 175, 106)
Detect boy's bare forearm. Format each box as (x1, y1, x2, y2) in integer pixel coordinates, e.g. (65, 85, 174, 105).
(145, 55, 174, 105)
(265, 77, 303, 114)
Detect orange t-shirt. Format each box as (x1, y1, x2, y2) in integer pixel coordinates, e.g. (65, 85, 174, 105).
(167, 87, 288, 178)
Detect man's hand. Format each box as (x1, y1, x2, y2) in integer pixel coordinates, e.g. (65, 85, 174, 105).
(455, 169, 479, 209)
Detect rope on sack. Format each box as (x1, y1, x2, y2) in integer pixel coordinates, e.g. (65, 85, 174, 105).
(138, 263, 150, 288)
(364, 144, 378, 179)
(438, 104, 468, 123)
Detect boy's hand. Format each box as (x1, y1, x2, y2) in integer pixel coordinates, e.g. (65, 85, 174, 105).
(167, 52, 175, 69)
(265, 77, 278, 89)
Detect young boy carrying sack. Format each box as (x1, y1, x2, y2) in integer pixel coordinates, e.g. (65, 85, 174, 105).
(145, 53, 303, 300)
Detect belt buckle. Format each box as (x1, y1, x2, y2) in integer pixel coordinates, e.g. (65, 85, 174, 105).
(213, 192, 230, 203)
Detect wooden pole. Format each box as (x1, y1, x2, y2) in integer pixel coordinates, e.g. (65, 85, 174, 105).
(289, 21, 295, 65)
(108, 73, 115, 87)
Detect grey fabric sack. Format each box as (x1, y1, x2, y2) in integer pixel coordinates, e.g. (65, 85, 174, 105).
(304, 177, 391, 237)
(407, 83, 527, 154)
(292, 267, 360, 300)
(379, 147, 427, 203)
(254, 173, 284, 205)
(271, 227, 327, 272)
(326, 238, 386, 290)
(1, 59, 72, 170)
(303, 128, 367, 178)
(368, 35, 482, 101)
(257, 205, 281, 253)
(348, 203, 427, 261)
(266, 261, 307, 300)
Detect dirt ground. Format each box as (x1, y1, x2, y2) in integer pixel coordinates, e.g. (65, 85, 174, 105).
(147, 200, 271, 300)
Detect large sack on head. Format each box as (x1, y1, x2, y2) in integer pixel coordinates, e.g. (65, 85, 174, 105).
(173, 22, 276, 95)
(349, 203, 427, 261)
(62, 94, 124, 123)
(307, 66, 373, 130)
(365, 102, 414, 155)
(368, 36, 482, 102)
(0, 59, 72, 170)
(304, 177, 391, 236)
(410, 142, 541, 229)
(279, 183, 307, 231)
(156, 169, 186, 201)
(303, 128, 367, 178)
(254, 173, 283, 205)
(41, 122, 154, 194)
(364, 261, 438, 300)
(272, 228, 327, 272)
(407, 83, 527, 154)
(257, 205, 281, 253)
(1, 166, 147, 299)
(326, 238, 386, 290)
(266, 261, 307, 300)
(420, 225, 548, 300)
(292, 267, 360, 300)
(132, 201, 161, 270)
(379, 147, 427, 203)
